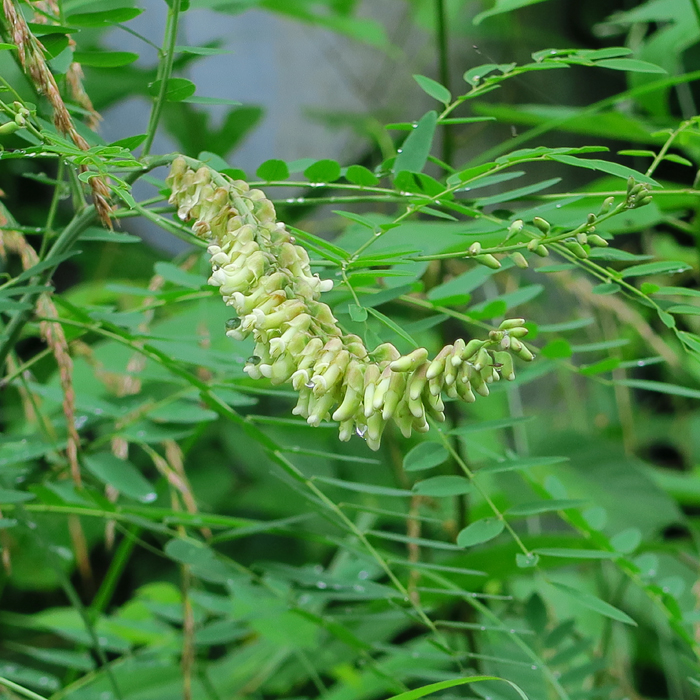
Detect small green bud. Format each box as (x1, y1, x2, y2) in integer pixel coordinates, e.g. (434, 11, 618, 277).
(468, 241, 482, 256)
(510, 252, 529, 269)
(600, 196, 615, 214)
(0, 121, 20, 136)
(426, 345, 453, 380)
(389, 347, 429, 373)
(507, 327, 529, 338)
(588, 234, 608, 247)
(475, 253, 501, 269)
(576, 232, 588, 245)
(533, 217, 550, 235)
(535, 244, 549, 257)
(565, 239, 588, 259)
(494, 351, 515, 381)
(586, 213, 596, 226)
(507, 219, 524, 238)
(462, 338, 485, 360)
(499, 318, 526, 330)
(515, 344, 535, 362)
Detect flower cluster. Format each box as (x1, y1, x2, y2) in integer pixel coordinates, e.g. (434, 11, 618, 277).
(166, 157, 534, 450)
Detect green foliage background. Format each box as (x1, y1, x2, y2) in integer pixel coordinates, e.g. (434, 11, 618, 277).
(1, 1, 700, 699)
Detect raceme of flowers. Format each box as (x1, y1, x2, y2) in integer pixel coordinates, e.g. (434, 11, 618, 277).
(166, 157, 534, 450)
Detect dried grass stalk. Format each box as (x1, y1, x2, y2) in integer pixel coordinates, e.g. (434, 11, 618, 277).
(2, 0, 112, 226)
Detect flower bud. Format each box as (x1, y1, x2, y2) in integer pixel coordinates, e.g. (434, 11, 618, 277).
(475, 254, 501, 269)
(390, 347, 429, 373)
(510, 252, 529, 269)
(588, 234, 609, 247)
(533, 217, 550, 235)
(494, 351, 515, 381)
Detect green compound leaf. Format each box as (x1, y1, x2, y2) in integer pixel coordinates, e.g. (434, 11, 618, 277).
(412, 475, 471, 497)
(507, 498, 588, 516)
(473, 0, 549, 25)
(541, 338, 573, 359)
(83, 453, 157, 503)
(413, 74, 451, 103)
(256, 159, 290, 181)
(612, 379, 700, 400)
(67, 7, 143, 26)
(174, 45, 232, 55)
(620, 261, 692, 278)
(579, 357, 620, 376)
(403, 442, 449, 472)
(457, 518, 505, 547)
(550, 581, 637, 625)
(534, 548, 620, 559)
(348, 304, 368, 322)
(0, 489, 35, 504)
(147, 401, 219, 424)
(610, 527, 642, 554)
(596, 58, 666, 74)
(148, 77, 196, 102)
(394, 110, 438, 174)
(385, 675, 529, 700)
(304, 159, 341, 182)
(344, 164, 379, 186)
(550, 154, 658, 185)
(73, 51, 139, 67)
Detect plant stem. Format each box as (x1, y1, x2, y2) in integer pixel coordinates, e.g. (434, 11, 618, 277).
(434, 0, 454, 167)
(141, 0, 182, 157)
(0, 677, 48, 700)
(90, 526, 140, 615)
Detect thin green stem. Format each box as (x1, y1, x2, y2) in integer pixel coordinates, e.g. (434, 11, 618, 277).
(141, 0, 182, 156)
(690, 0, 700, 29)
(0, 676, 48, 700)
(434, 0, 454, 167)
(90, 526, 140, 615)
(432, 423, 531, 557)
(646, 119, 695, 177)
(39, 161, 65, 259)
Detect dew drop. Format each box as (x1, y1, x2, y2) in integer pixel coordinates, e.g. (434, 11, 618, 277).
(352, 584, 365, 592)
(531, 665, 538, 671)
(141, 492, 157, 503)
(480, 626, 486, 631)
(75, 415, 88, 429)
(358, 570, 369, 579)
(356, 425, 367, 437)
(397, 149, 403, 153)
(316, 581, 327, 589)
(93, 408, 103, 415)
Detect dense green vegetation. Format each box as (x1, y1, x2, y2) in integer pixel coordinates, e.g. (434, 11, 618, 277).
(1, 1, 700, 699)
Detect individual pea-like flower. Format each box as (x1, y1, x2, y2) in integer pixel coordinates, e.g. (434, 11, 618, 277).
(166, 157, 535, 450)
